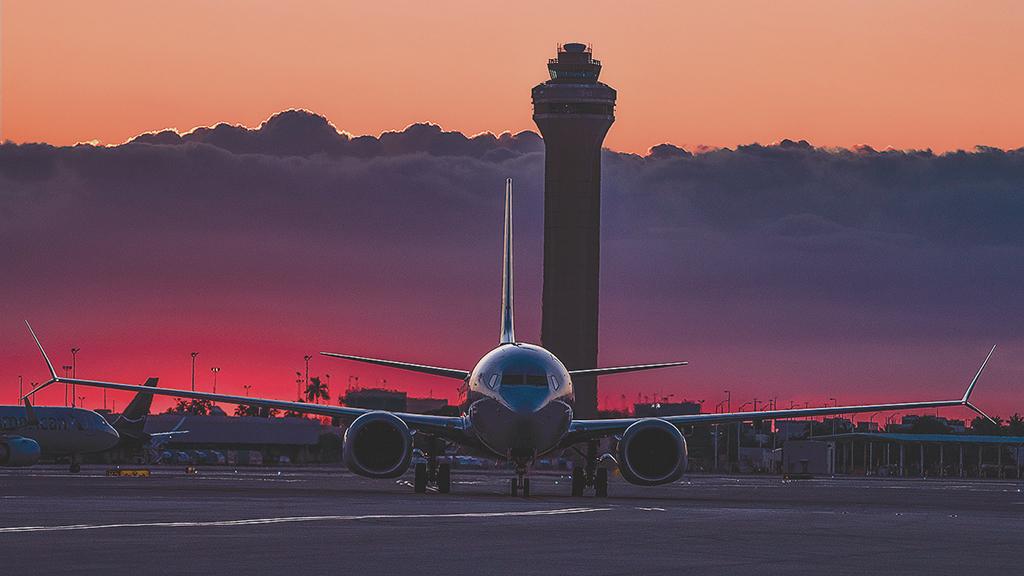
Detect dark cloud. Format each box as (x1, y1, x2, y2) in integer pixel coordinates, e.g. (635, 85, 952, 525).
(1, 110, 1021, 408)
(128, 109, 544, 159)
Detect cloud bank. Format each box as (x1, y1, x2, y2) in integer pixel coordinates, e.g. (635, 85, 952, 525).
(2, 110, 1022, 409)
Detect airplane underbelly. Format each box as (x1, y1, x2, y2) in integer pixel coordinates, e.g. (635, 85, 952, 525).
(468, 398, 572, 460)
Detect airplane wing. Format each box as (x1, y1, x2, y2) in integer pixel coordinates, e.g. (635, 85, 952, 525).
(319, 352, 469, 380)
(568, 361, 688, 377)
(563, 346, 997, 445)
(24, 323, 469, 443)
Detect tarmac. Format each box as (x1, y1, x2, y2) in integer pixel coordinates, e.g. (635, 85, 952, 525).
(1, 466, 1022, 574)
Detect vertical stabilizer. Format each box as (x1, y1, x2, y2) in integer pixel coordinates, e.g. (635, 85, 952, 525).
(500, 178, 516, 344)
(112, 377, 160, 438)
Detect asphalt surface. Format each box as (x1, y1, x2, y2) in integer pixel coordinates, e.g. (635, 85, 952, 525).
(1, 466, 1022, 574)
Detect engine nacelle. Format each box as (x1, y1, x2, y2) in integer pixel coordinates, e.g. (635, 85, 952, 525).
(0, 436, 42, 467)
(617, 418, 687, 486)
(343, 412, 413, 479)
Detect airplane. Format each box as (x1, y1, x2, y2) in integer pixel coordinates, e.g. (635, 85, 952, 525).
(0, 378, 186, 471)
(23, 179, 998, 496)
(1, 398, 120, 472)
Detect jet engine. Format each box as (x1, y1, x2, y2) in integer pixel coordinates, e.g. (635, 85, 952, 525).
(616, 418, 687, 486)
(342, 412, 413, 479)
(0, 436, 42, 467)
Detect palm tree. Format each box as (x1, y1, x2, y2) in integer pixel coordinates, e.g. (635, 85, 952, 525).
(305, 376, 330, 405)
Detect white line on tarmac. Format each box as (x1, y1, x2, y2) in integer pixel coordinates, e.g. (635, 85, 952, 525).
(0, 507, 611, 534)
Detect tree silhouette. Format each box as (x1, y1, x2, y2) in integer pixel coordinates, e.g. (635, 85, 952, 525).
(1007, 413, 1024, 436)
(305, 376, 330, 405)
(166, 398, 213, 415)
(971, 415, 1004, 435)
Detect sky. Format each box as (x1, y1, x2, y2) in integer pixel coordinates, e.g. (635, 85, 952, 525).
(3, 0, 1023, 153)
(1, 1, 1022, 419)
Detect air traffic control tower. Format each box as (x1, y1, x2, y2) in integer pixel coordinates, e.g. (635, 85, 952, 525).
(532, 43, 616, 419)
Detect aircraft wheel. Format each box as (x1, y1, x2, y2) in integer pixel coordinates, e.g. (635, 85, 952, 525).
(521, 477, 531, 497)
(570, 466, 585, 497)
(437, 462, 451, 494)
(594, 468, 608, 497)
(414, 463, 428, 493)
(510, 477, 519, 496)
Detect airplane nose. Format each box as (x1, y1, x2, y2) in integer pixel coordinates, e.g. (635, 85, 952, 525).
(501, 386, 549, 414)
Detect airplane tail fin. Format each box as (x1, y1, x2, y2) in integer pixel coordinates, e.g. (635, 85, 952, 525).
(22, 397, 38, 427)
(112, 377, 159, 438)
(499, 178, 515, 345)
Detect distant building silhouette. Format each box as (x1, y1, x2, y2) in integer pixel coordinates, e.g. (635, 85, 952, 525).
(342, 388, 407, 412)
(533, 43, 616, 419)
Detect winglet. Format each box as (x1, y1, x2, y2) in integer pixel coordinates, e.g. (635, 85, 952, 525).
(961, 344, 996, 403)
(499, 177, 515, 345)
(965, 401, 998, 426)
(24, 321, 60, 398)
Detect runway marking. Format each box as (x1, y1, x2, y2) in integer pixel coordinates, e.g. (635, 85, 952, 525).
(0, 507, 611, 534)
(635, 507, 665, 512)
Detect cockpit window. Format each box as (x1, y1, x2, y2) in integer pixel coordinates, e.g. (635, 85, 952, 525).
(501, 373, 548, 387)
(525, 375, 547, 387)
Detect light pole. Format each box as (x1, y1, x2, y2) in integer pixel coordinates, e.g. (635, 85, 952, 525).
(62, 365, 72, 406)
(78, 395, 85, 409)
(829, 397, 837, 437)
(304, 354, 312, 400)
(190, 352, 199, 392)
(18, 375, 23, 402)
(723, 390, 731, 468)
(243, 384, 252, 397)
(71, 347, 79, 409)
(210, 367, 220, 394)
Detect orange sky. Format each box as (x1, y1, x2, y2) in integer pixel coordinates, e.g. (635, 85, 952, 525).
(3, 0, 1022, 153)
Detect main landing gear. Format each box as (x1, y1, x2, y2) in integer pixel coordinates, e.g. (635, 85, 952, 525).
(510, 465, 530, 497)
(69, 454, 82, 473)
(413, 461, 451, 494)
(570, 441, 608, 497)
(413, 438, 451, 494)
